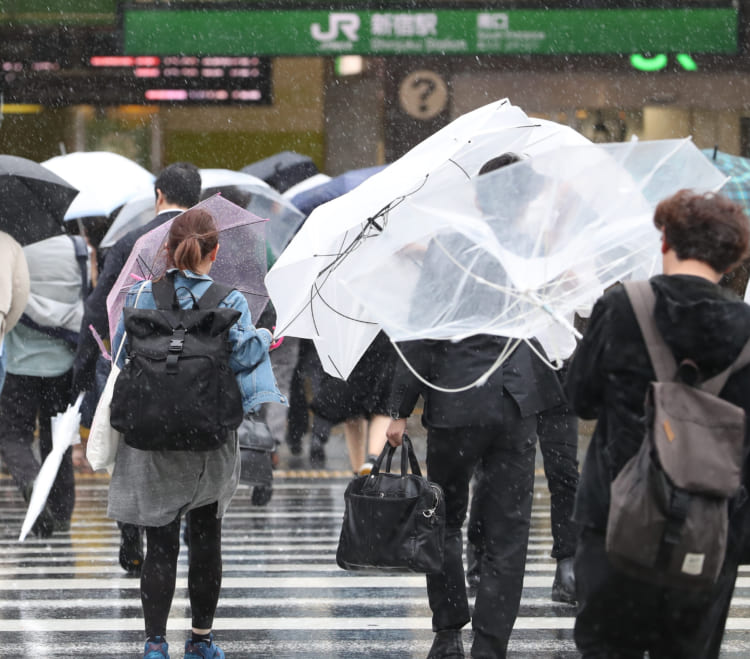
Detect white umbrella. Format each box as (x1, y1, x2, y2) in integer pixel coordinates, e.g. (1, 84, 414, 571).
(19, 392, 84, 542)
(42, 152, 155, 221)
(265, 98, 591, 379)
(99, 169, 304, 258)
(339, 138, 727, 369)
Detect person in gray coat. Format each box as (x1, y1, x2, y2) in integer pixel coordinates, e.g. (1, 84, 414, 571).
(0, 233, 87, 536)
(0, 231, 30, 394)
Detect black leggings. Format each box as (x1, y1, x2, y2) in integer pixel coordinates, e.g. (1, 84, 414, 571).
(142, 502, 223, 639)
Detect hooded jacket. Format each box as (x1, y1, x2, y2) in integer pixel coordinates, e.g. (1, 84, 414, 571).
(567, 274, 750, 532)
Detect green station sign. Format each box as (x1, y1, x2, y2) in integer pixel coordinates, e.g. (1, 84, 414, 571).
(122, 6, 739, 57)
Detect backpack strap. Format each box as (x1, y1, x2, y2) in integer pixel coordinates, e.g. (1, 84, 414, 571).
(624, 280, 750, 395)
(69, 234, 89, 299)
(151, 271, 235, 311)
(623, 280, 677, 382)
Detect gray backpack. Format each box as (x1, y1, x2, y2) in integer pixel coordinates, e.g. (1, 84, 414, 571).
(606, 280, 750, 590)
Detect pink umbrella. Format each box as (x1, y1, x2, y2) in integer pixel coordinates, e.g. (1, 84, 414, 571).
(106, 194, 269, 342)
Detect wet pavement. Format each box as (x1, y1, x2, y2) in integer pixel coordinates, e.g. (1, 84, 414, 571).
(0, 425, 749, 658)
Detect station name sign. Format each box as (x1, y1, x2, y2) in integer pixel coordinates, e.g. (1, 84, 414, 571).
(122, 6, 739, 57)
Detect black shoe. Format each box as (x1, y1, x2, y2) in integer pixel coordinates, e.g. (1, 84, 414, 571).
(251, 484, 273, 506)
(470, 630, 506, 659)
(427, 630, 464, 659)
(119, 523, 144, 574)
(286, 433, 303, 456)
(309, 435, 326, 468)
(551, 556, 576, 605)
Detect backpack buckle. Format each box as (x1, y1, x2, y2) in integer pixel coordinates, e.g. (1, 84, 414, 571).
(167, 329, 186, 374)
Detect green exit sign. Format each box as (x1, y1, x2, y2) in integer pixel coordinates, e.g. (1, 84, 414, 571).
(122, 6, 739, 57)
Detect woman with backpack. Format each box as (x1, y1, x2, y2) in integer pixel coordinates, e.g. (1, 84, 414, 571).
(107, 208, 284, 659)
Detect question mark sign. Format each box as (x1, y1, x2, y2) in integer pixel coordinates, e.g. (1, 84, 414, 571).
(412, 77, 437, 115)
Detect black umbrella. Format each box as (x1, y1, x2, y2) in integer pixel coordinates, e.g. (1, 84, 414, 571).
(241, 151, 319, 193)
(0, 155, 79, 245)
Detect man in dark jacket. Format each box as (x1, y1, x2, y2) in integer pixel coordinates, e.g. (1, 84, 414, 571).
(567, 189, 750, 657)
(72, 161, 201, 573)
(386, 333, 564, 659)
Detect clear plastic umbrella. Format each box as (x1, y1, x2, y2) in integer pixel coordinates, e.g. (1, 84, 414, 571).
(42, 152, 155, 220)
(267, 109, 727, 379)
(340, 138, 727, 368)
(106, 194, 269, 343)
(266, 98, 592, 378)
(19, 392, 84, 542)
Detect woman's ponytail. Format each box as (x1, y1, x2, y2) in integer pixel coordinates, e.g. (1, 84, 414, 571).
(166, 208, 219, 272)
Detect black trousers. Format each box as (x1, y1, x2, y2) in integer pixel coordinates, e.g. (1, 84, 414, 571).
(0, 371, 75, 522)
(536, 398, 579, 559)
(426, 397, 537, 658)
(574, 528, 715, 658)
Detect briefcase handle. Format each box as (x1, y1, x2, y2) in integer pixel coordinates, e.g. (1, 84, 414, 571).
(371, 434, 423, 478)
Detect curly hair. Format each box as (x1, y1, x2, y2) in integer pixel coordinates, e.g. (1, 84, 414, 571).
(653, 189, 749, 273)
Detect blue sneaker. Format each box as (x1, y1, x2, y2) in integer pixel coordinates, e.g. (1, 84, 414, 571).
(184, 633, 225, 659)
(144, 637, 170, 658)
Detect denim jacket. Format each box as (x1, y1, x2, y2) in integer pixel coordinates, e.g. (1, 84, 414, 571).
(112, 270, 286, 413)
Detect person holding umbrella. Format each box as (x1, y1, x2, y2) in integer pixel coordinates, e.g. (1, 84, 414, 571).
(0, 231, 30, 394)
(108, 207, 282, 659)
(0, 230, 88, 537)
(72, 161, 201, 574)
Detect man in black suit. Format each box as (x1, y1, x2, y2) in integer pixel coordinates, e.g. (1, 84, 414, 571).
(73, 161, 201, 573)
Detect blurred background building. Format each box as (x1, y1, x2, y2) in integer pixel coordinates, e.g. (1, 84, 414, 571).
(1, 0, 748, 174)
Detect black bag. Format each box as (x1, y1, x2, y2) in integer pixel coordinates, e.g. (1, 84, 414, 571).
(606, 281, 750, 590)
(110, 273, 244, 451)
(336, 434, 445, 574)
(238, 413, 275, 487)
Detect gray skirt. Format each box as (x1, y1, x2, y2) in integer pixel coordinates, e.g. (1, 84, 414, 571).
(107, 431, 240, 528)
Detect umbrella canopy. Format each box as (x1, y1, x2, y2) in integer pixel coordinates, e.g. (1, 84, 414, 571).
(341, 138, 726, 369)
(0, 155, 78, 245)
(282, 173, 332, 201)
(106, 194, 269, 343)
(100, 169, 304, 261)
(242, 151, 319, 193)
(42, 151, 155, 220)
(290, 166, 387, 217)
(701, 148, 750, 215)
(266, 98, 593, 378)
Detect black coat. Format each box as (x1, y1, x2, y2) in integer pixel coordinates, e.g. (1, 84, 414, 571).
(567, 274, 750, 533)
(72, 209, 182, 392)
(390, 334, 564, 429)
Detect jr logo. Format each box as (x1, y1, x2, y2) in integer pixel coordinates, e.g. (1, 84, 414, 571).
(310, 13, 360, 42)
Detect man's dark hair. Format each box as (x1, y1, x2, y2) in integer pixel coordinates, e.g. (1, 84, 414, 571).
(654, 189, 750, 273)
(478, 152, 524, 176)
(154, 162, 201, 209)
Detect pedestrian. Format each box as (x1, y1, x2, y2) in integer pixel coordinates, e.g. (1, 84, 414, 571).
(72, 161, 202, 574)
(0, 231, 88, 537)
(107, 208, 284, 659)
(567, 189, 750, 657)
(311, 330, 398, 474)
(0, 230, 30, 394)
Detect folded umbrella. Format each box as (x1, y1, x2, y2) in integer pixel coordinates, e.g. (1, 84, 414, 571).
(0, 155, 78, 246)
(19, 392, 84, 542)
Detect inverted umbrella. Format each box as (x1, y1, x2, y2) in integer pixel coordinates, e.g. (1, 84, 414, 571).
(106, 194, 269, 343)
(266, 98, 592, 378)
(42, 151, 155, 220)
(19, 392, 84, 542)
(340, 138, 727, 369)
(0, 155, 78, 245)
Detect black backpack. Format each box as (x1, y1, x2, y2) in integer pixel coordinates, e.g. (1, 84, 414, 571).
(110, 273, 244, 451)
